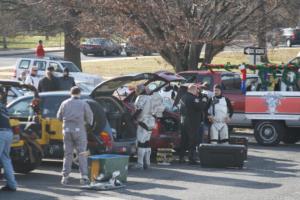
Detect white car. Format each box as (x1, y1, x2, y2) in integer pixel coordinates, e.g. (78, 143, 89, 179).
(13, 57, 102, 87)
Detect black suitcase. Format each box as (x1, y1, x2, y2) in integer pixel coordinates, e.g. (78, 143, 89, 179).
(199, 144, 246, 169)
(229, 136, 248, 160)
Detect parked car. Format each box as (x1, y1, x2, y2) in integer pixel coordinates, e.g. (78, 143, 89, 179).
(7, 91, 137, 161)
(1, 80, 43, 173)
(14, 57, 102, 87)
(1, 80, 33, 104)
(80, 38, 122, 56)
(269, 28, 300, 47)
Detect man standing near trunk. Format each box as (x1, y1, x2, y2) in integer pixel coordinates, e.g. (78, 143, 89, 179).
(208, 84, 233, 144)
(133, 84, 165, 169)
(179, 84, 204, 164)
(57, 86, 93, 185)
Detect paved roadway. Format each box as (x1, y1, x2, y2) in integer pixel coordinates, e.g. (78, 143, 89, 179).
(1, 134, 300, 200)
(0, 52, 144, 69)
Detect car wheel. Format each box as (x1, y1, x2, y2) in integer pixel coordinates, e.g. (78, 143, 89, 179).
(13, 144, 43, 174)
(102, 50, 107, 56)
(286, 39, 292, 47)
(126, 52, 132, 57)
(254, 121, 284, 146)
(282, 129, 299, 144)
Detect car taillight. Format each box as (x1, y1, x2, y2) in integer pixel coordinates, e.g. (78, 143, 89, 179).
(12, 126, 21, 143)
(12, 126, 20, 135)
(152, 119, 161, 136)
(100, 131, 112, 148)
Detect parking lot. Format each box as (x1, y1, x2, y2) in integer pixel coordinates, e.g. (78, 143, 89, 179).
(1, 133, 300, 200)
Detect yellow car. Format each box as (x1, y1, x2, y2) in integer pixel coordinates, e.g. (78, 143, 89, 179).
(0, 80, 43, 173)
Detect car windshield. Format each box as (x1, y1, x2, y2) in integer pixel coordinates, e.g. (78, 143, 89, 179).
(61, 62, 81, 72)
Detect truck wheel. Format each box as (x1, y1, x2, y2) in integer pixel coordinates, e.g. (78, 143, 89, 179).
(282, 130, 299, 144)
(254, 121, 284, 146)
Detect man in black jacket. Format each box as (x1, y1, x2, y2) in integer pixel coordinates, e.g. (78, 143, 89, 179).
(38, 66, 59, 92)
(179, 84, 205, 164)
(58, 68, 76, 91)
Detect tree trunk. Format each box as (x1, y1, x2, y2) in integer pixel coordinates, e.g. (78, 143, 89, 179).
(160, 49, 187, 72)
(160, 43, 203, 72)
(256, 0, 269, 63)
(187, 43, 203, 70)
(64, 21, 82, 71)
(203, 43, 225, 65)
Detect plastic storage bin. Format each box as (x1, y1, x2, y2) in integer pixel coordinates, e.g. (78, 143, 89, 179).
(88, 154, 129, 182)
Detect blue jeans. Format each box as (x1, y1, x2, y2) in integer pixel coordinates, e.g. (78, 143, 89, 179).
(0, 129, 17, 189)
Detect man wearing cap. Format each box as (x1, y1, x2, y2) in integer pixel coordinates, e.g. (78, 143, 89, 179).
(58, 68, 76, 91)
(57, 86, 93, 185)
(38, 66, 59, 92)
(0, 87, 17, 191)
(25, 66, 40, 89)
(207, 84, 233, 144)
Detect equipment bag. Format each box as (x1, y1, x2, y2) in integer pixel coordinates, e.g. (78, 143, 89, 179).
(199, 144, 246, 169)
(229, 136, 248, 160)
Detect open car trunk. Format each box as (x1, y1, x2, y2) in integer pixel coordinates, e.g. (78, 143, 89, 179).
(94, 96, 136, 141)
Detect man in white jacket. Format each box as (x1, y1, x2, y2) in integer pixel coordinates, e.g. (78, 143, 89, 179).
(24, 66, 40, 89)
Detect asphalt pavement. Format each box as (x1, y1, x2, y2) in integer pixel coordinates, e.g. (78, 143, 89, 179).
(1, 134, 300, 200)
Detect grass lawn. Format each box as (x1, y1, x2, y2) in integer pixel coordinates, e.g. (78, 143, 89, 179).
(82, 56, 174, 78)
(212, 48, 299, 64)
(0, 34, 64, 49)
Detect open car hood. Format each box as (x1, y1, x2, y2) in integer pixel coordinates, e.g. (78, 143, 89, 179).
(90, 71, 185, 98)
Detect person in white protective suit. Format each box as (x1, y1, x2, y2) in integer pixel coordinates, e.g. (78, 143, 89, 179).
(207, 84, 233, 144)
(133, 84, 165, 169)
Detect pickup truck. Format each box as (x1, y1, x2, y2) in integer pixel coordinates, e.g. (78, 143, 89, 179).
(178, 70, 300, 146)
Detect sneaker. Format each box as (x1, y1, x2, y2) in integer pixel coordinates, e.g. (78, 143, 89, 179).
(61, 176, 70, 185)
(130, 164, 144, 170)
(1, 186, 17, 192)
(80, 176, 90, 185)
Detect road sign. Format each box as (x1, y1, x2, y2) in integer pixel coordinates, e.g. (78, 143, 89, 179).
(244, 47, 266, 55)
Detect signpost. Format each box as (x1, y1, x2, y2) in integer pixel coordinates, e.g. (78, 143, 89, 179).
(244, 47, 266, 65)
